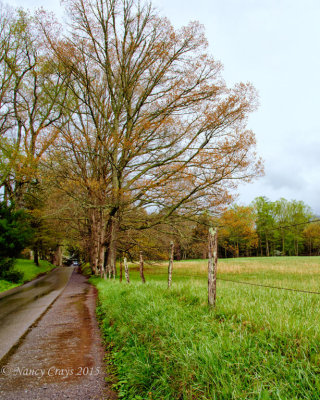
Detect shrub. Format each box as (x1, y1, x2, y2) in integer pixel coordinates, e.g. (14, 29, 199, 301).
(0, 258, 23, 282)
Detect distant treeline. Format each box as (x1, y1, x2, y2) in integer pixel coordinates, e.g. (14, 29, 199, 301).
(177, 197, 320, 259)
(116, 196, 320, 261)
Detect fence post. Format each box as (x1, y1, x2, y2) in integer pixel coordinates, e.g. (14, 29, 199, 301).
(124, 257, 130, 283)
(168, 241, 174, 288)
(139, 251, 146, 283)
(208, 227, 218, 307)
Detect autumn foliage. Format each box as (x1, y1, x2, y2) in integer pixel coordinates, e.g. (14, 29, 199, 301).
(0, 0, 263, 271)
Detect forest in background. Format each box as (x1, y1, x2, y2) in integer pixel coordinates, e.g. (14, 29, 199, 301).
(112, 195, 320, 261)
(191, 197, 320, 259)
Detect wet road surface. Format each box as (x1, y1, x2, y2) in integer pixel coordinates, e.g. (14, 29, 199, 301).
(0, 267, 73, 361)
(0, 270, 117, 399)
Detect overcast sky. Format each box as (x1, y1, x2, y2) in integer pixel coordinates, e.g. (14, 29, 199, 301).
(8, 0, 320, 214)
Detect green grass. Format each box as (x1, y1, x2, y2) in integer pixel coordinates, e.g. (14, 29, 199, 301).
(92, 257, 320, 399)
(0, 259, 55, 294)
(0, 279, 19, 293)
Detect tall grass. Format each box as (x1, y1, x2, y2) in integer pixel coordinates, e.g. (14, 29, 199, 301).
(93, 257, 320, 399)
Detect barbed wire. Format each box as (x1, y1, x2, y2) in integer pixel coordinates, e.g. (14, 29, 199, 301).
(137, 269, 320, 295)
(217, 277, 320, 295)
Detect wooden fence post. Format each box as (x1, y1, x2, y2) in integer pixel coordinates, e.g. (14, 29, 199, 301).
(124, 257, 130, 283)
(168, 241, 174, 288)
(139, 251, 146, 283)
(208, 227, 218, 307)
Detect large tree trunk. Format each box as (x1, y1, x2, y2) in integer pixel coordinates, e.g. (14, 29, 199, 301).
(124, 257, 130, 283)
(34, 247, 39, 267)
(97, 210, 106, 278)
(106, 216, 118, 279)
(53, 245, 62, 267)
(98, 243, 106, 278)
(90, 210, 99, 275)
(103, 249, 109, 278)
(139, 251, 146, 283)
(119, 258, 123, 282)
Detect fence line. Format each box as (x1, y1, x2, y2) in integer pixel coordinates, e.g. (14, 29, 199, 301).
(217, 277, 320, 295)
(137, 268, 320, 295)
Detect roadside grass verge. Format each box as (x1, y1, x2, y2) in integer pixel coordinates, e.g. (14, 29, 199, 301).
(0, 279, 18, 293)
(0, 259, 55, 294)
(80, 262, 93, 277)
(92, 257, 320, 399)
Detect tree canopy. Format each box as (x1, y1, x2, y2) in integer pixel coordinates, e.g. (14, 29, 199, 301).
(0, 0, 264, 272)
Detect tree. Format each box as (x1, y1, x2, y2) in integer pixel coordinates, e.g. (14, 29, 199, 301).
(252, 196, 276, 256)
(40, 0, 262, 276)
(0, 4, 21, 190)
(0, 7, 73, 267)
(0, 202, 33, 280)
(0, 8, 70, 206)
(303, 222, 320, 256)
(188, 212, 213, 259)
(286, 201, 312, 255)
(22, 178, 68, 266)
(218, 205, 258, 257)
(273, 198, 313, 256)
(253, 197, 315, 256)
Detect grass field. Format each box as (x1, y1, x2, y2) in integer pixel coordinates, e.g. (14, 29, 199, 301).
(0, 259, 55, 293)
(93, 257, 320, 399)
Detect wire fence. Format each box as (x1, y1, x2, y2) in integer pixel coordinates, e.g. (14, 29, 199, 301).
(127, 217, 320, 297)
(137, 264, 320, 295)
(217, 277, 320, 295)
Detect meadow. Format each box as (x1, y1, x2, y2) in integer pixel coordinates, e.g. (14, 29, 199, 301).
(0, 259, 55, 293)
(93, 257, 320, 400)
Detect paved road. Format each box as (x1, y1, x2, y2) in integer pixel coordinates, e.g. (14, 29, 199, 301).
(0, 271, 117, 399)
(0, 267, 73, 362)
